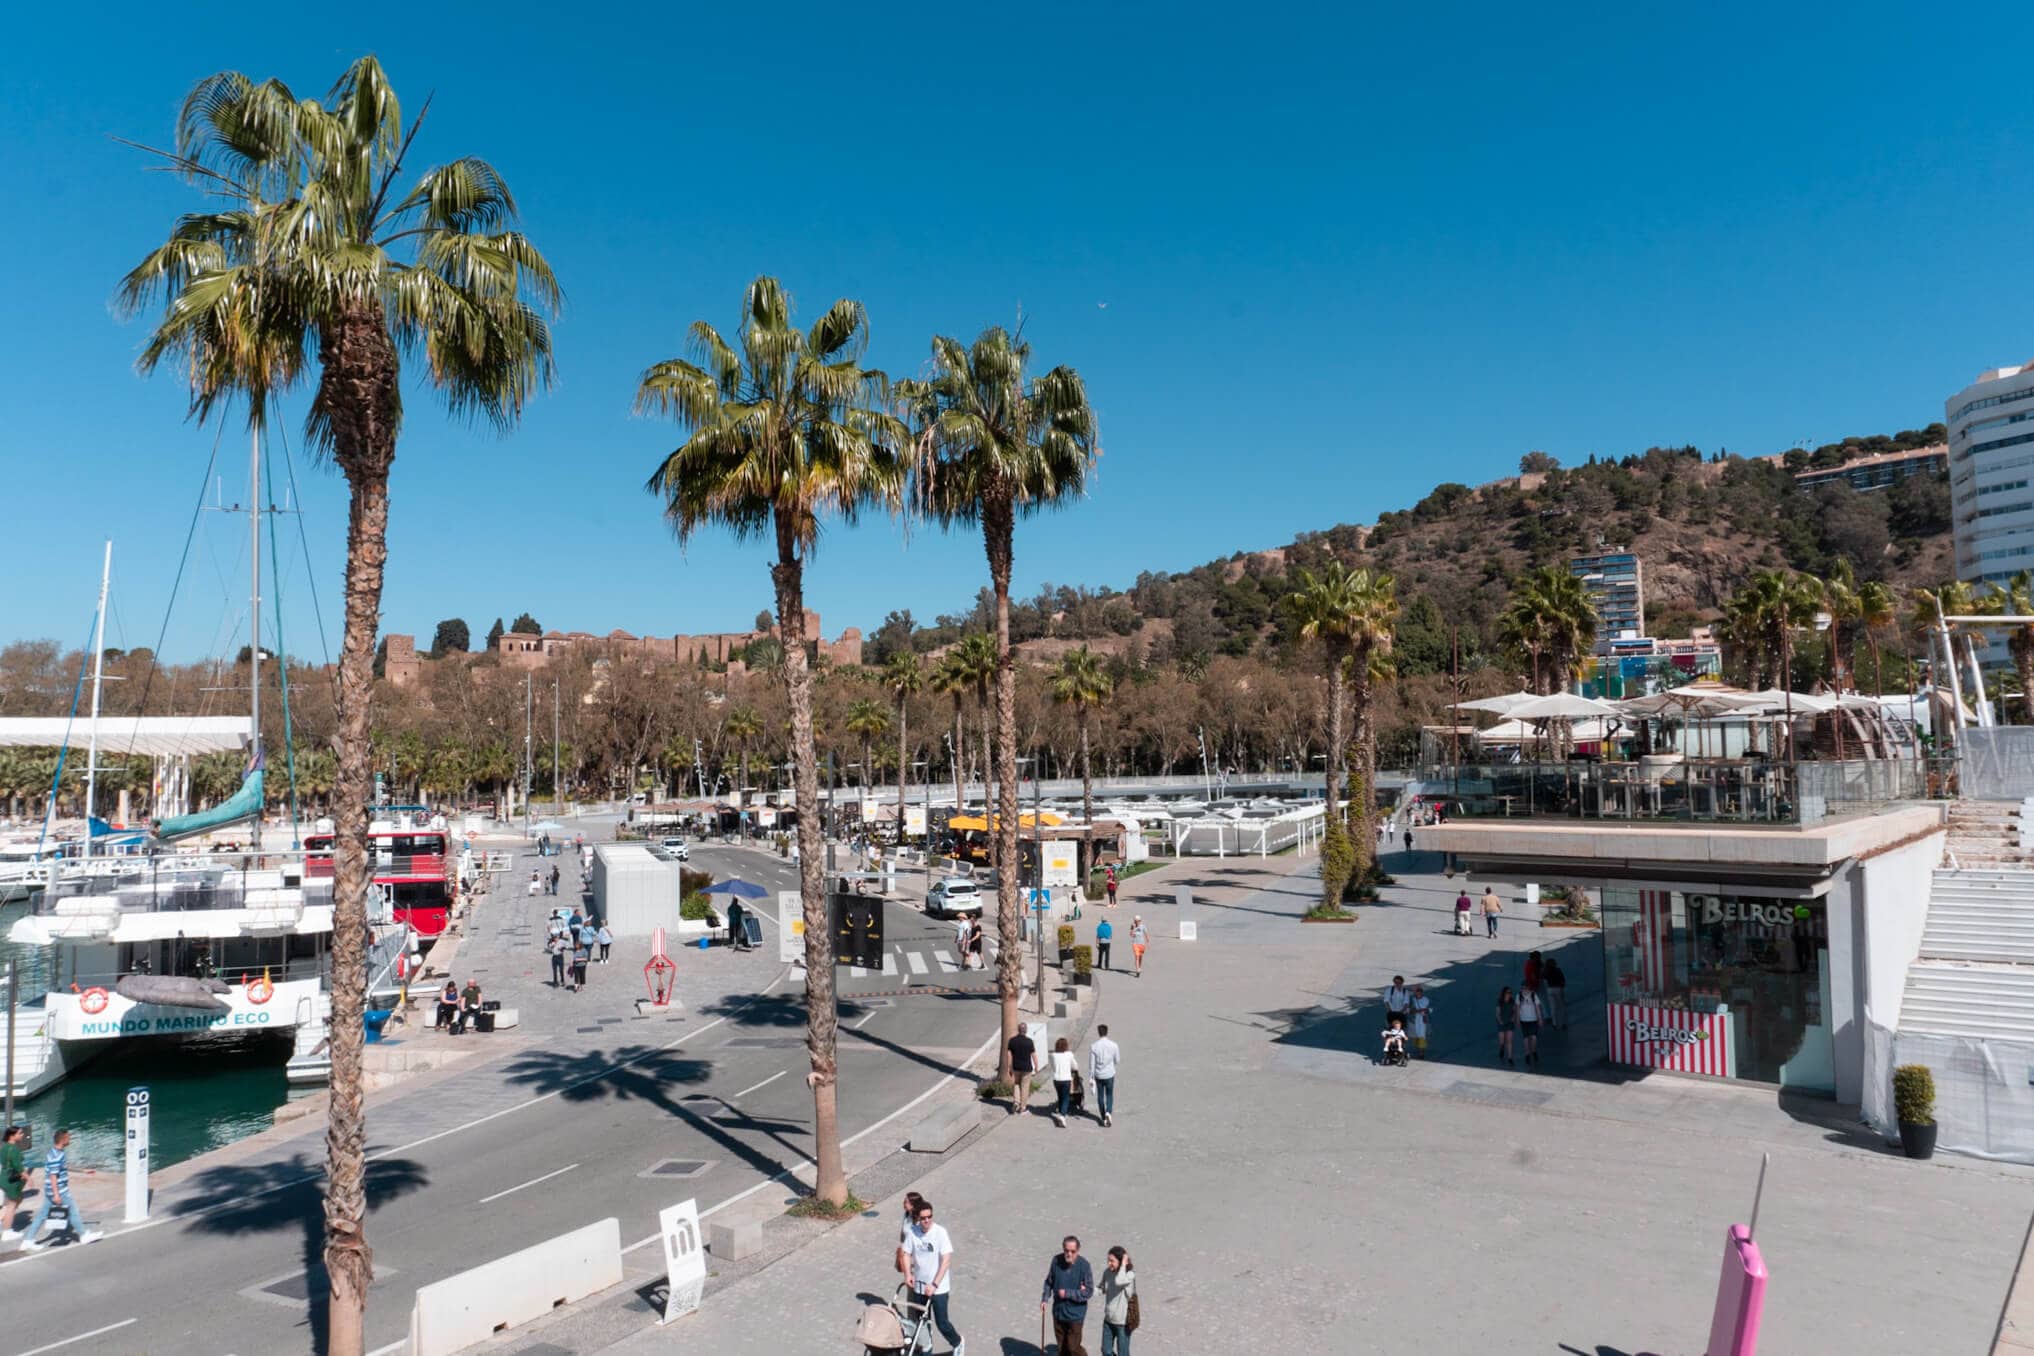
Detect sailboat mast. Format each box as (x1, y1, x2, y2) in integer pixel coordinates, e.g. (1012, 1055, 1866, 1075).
(249, 422, 263, 851)
(82, 541, 111, 862)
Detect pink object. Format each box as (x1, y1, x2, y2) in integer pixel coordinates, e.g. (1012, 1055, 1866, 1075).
(1705, 1224, 1767, 1356)
(1606, 1001, 1736, 1077)
(644, 926, 677, 1006)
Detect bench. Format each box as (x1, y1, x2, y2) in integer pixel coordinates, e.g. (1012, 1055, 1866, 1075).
(907, 1099, 980, 1153)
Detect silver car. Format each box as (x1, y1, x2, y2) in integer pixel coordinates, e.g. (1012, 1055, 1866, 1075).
(925, 876, 984, 919)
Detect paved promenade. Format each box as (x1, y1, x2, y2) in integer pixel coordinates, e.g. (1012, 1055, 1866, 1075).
(492, 846, 2034, 1356)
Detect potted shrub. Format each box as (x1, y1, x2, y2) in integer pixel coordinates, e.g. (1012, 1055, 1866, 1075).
(1069, 944, 1094, 986)
(1056, 923, 1076, 967)
(1893, 1064, 1938, 1160)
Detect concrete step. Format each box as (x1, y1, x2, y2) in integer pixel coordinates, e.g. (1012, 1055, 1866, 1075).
(1900, 962, 2034, 1042)
(1919, 937, 2034, 964)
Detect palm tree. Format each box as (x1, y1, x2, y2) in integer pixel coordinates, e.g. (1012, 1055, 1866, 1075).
(883, 653, 924, 841)
(1982, 570, 2034, 723)
(1287, 565, 1362, 824)
(955, 632, 1000, 857)
(639, 276, 907, 1207)
(1344, 572, 1399, 877)
(1856, 581, 1896, 695)
(723, 706, 764, 824)
(119, 57, 560, 1349)
(844, 697, 891, 826)
(905, 330, 1097, 1062)
(1503, 566, 1597, 694)
(931, 652, 972, 828)
(1818, 561, 1863, 694)
(1048, 646, 1112, 879)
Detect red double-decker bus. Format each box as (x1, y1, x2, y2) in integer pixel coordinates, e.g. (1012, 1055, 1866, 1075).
(304, 827, 457, 940)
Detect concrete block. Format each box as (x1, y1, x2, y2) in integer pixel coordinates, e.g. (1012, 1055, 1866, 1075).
(408, 1216, 622, 1356)
(492, 1007, 520, 1030)
(908, 1099, 981, 1153)
(709, 1218, 764, 1259)
(1053, 1000, 1073, 1019)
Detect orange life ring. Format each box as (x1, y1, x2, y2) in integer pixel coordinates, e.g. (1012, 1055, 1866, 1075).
(246, 975, 275, 1005)
(79, 987, 109, 1015)
(396, 953, 411, 981)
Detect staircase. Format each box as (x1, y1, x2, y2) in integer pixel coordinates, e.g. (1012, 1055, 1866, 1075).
(1942, 799, 2034, 869)
(1900, 868, 2034, 1042)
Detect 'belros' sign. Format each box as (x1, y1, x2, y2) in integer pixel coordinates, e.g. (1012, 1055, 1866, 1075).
(1606, 1001, 1735, 1077)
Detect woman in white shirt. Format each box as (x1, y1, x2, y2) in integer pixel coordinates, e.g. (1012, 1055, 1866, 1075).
(1049, 1037, 1078, 1128)
(1516, 987, 1544, 1068)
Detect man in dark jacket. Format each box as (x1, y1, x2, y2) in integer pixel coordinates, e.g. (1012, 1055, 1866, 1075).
(1041, 1234, 1094, 1355)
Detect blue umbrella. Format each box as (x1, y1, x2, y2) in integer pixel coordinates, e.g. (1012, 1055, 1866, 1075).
(705, 878, 770, 899)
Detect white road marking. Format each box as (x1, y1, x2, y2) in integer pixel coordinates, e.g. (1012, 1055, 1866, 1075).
(935, 949, 957, 972)
(732, 1070, 787, 1099)
(906, 951, 928, 975)
(882, 952, 897, 976)
(14, 1319, 138, 1356)
(478, 1162, 578, 1204)
(620, 1025, 1002, 1257)
(849, 964, 868, 977)
(852, 1006, 879, 1030)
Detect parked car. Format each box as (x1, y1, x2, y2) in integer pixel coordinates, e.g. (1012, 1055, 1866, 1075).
(925, 876, 984, 919)
(659, 836, 691, 861)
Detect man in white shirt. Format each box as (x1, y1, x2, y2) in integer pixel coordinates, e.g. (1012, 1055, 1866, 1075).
(1384, 976, 1411, 1025)
(900, 1198, 964, 1355)
(1089, 1025, 1121, 1127)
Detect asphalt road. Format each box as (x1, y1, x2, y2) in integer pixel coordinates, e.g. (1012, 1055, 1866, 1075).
(0, 835, 1001, 1356)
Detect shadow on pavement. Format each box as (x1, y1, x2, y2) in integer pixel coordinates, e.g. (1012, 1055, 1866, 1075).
(180, 1152, 431, 1355)
(501, 1046, 815, 1182)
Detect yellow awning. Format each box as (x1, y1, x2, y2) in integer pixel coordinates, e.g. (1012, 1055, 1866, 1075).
(946, 811, 1063, 831)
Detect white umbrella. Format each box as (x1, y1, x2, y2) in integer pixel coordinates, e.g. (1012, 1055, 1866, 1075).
(1615, 684, 1765, 718)
(1507, 692, 1627, 721)
(1480, 717, 1617, 744)
(1450, 691, 1540, 715)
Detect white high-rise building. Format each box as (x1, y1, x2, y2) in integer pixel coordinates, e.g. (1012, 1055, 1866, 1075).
(1947, 362, 2034, 585)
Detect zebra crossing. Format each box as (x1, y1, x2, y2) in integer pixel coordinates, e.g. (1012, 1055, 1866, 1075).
(846, 942, 979, 979)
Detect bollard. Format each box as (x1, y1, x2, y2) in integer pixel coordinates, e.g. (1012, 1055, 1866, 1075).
(123, 1086, 150, 1223)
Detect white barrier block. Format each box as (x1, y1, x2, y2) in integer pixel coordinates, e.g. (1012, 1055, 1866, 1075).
(659, 1198, 706, 1324)
(1173, 887, 1193, 910)
(408, 1216, 623, 1356)
(1179, 920, 1198, 942)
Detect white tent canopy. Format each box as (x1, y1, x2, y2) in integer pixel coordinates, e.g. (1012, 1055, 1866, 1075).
(1506, 692, 1626, 721)
(1479, 716, 1618, 744)
(1451, 691, 1540, 716)
(0, 716, 252, 758)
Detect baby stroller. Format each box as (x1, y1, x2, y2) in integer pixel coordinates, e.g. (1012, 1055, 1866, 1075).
(855, 1283, 939, 1354)
(1382, 1023, 1410, 1067)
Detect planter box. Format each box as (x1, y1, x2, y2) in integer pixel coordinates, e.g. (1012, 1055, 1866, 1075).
(1539, 918, 1601, 929)
(1301, 914, 1359, 924)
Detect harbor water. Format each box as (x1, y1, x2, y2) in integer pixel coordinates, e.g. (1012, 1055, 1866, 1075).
(2, 902, 307, 1171)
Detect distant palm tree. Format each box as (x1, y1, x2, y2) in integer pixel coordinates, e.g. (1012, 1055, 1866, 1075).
(724, 706, 765, 823)
(1048, 646, 1112, 877)
(1503, 566, 1597, 694)
(1288, 565, 1362, 823)
(1343, 571, 1399, 875)
(883, 652, 924, 840)
(904, 330, 1096, 1060)
(956, 632, 1000, 849)
(1982, 570, 2034, 723)
(120, 60, 560, 1346)
(639, 276, 908, 1207)
(844, 697, 891, 823)
(1856, 580, 1897, 695)
(1818, 561, 1863, 693)
(931, 652, 972, 825)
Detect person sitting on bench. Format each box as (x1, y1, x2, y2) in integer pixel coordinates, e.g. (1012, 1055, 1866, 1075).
(435, 979, 459, 1030)
(453, 978, 483, 1034)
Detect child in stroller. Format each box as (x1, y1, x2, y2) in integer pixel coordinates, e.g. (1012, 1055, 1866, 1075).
(1382, 1015, 1410, 1067)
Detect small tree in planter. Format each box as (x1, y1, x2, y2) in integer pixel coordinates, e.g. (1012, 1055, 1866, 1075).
(1069, 943, 1094, 985)
(1056, 923, 1077, 967)
(1316, 821, 1355, 918)
(1893, 1064, 1938, 1160)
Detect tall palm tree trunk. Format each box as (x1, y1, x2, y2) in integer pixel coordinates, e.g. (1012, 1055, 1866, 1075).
(772, 524, 845, 1205)
(323, 310, 400, 1356)
(1351, 649, 1377, 881)
(1078, 705, 1094, 883)
(986, 495, 1022, 1075)
(1324, 658, 1346, 825)
(895, 699, 909, 845)
(950, 699, 964, 837)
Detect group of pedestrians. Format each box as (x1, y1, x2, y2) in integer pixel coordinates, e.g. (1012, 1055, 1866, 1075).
(1452, 885, 1506, 937)
(434, 977, 488, 1034)
(545, 909, 608, 992)
(1005, 1024, 1123, 1129)
(1380, 975, 1434, 1060)
(894, 1191, 1139, 1356)
(1496, 950, 1565, 1068)
(1090, 916, 1147, 976)
(2, 1125, 99, 1253)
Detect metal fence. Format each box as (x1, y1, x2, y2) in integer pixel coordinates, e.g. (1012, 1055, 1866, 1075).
(1416, 758, 1926, 826)
(1957, 728, 2034, 801)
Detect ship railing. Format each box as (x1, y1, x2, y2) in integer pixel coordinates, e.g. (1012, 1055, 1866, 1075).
(52, 958, 328, 990)
(29, 849, 332, 917)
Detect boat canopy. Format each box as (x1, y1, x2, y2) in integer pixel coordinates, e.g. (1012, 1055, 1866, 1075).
(156, 768, 264, 843)
(0, 716, 251, 757)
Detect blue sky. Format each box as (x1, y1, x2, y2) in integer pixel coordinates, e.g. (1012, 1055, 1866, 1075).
(3, 4, 2028, 659)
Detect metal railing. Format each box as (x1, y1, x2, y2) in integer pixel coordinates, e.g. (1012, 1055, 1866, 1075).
(28, 851, 334, 916)
(1417, 758, 1929, 826)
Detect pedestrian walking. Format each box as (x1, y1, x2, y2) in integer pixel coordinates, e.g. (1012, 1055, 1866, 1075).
(1545, 955, 1568, 1029)
(17, 1129, 98, 1251)
(549, 864, 561, 896)
(1095, 916, 1113, 971)
(1403, 825, 1414, 855)
(1482, 885, 1503, 938)
(1100, 1247, 1137, 1356)
(1409, 985, 1432, 1059)
(1454, 889, 1473, 936)
(1042, 1235, 1095, 1356)
(1007, 1026, 1038, 1117)
(547, 932, 567, 988)
(1384, 975, 1411, 1027)
(899, 1197, 965, 1356)
(1496, 986, 1518, 1068)
(597, 923, 613, 964)
(1089, 1024, 1120, 1127)
(571, 933, 591, 992)
(1129, 917, 1148, 978)
(1516, 985, 1544, 1067)
(1049, 1037, 1077, 1128)
(2, 1125, 29, 1241)
(895, 1191, 926, 1274)
(527, 870, 542, 897)
(1524, 950, 1551, 1020)
(1376, 819, 1389, 853)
